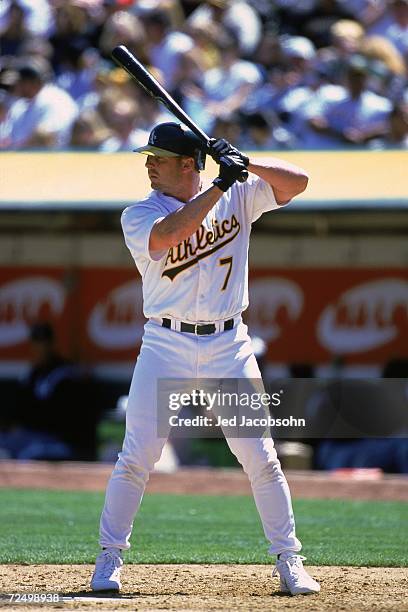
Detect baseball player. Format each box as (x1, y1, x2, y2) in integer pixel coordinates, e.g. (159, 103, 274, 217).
(90, 122, 320, 596)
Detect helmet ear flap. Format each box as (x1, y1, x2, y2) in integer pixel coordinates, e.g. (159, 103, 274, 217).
(194, 148, 206, 171)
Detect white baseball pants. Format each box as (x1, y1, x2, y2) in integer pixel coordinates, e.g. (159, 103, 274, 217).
(99, 319, 302, 556)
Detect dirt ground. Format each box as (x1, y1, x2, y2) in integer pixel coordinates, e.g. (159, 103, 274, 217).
(1, 461, 408, 500)
(0, 564, 407, 611)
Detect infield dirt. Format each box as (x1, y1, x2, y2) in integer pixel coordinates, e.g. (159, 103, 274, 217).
(1, 564, 407, 611)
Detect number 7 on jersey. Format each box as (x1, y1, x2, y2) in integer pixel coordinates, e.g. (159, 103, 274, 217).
(219, 256, 233, 291)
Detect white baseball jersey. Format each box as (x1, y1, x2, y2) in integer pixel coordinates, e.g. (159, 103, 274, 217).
(121, 174, 286, 322)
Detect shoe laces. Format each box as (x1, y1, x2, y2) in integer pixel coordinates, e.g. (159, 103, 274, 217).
(97, 550, 122, 579)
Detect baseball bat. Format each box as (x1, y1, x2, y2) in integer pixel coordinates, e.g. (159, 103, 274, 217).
(111, 45, 248, 182)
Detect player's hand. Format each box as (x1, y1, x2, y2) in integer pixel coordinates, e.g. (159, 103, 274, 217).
(208, 138, 249, 167)
(212, 154, 248, 192)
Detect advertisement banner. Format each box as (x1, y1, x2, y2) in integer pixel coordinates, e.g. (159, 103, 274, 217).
(0, 268, 72, 359)
(248, 269, 408, 364)
(0, 267, 406, 365)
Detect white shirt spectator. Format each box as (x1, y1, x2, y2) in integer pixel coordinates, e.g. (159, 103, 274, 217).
(150, 31, 194, 90)
(306, 86, 392, 148)
(56, 68, 97, 103)
(185, 59, 263, 133)
(323, 90, 392, 132)
(100, 128, 150, 152)
(4, 84, 78, 149)
(0, 0, 54, 37)
(365, 0, 408, 55)
(291, 84, 349, 148)
(187, 0, 262, 55)
(203, 60, 263, 102)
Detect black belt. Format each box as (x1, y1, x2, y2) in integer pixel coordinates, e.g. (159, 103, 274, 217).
(162, 318, 234, 335)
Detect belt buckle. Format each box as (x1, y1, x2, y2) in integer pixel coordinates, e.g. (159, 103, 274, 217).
(195, 323, 201, 335)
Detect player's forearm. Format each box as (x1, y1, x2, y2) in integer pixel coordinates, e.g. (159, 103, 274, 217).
(247, 159, 309, 205)
(149, 185, 222, 251)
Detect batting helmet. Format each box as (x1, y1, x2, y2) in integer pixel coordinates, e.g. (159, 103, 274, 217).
(134, 122, 206, 171)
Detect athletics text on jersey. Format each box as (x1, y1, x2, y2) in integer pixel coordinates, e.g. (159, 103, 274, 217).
(121, 174, 286, 322)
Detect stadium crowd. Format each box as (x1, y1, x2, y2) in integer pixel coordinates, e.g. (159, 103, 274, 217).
(0, 0, 407, 151)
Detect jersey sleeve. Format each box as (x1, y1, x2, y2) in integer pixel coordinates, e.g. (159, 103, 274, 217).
(237, 174, 289, 223)
(121, 203, 166, 263)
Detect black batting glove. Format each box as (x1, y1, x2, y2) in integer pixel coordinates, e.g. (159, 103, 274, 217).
(212, 154, 247, 192)
(208, 138, 249, 167)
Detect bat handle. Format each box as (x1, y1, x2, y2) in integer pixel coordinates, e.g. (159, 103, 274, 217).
(238, 170, 248, 183)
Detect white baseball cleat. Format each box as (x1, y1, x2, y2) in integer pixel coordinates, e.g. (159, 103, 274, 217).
(273, 553, 320, 595)
(90, 548, 123, 592)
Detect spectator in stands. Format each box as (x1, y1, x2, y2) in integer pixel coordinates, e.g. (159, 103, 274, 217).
(0, 57, 78, 149)
(169, 50, 203, 110)
(316, 19, 365, 84)
(367, 0, 408, 58)
(274, 0, 319, 34)
(274, 0, 355, 45)
(210, 114, 242, 144)
(281, 34, 317, 71)
(0, 0, 406, 151)
(301, 1, 357, 48)
(336, 0, 387, 29)
(99, 97, 150, 151)
(331, 18, 366, 54)
(0, 90, 9, 123)
(18, 36, 54, 63)
(314, 358, 408, 473)
(360, 34, 406, 75)
(55, 41, 100, 104)
(0, 323, 102, 461)
(187, 0, 262, 56)
(308, 54, 392, 147)
(240, 111, 295, 150)
(185, 23, 223, 72)
(359, 34, 407, 100)
(246, 36, 326, 147)
(142, 9, 194, 91)
(284, 77, 345, 148)
(253, 30, 282, 72)
(382, 100, 408, 146)
(0, 64, 19, 146)
(0, 89, 12, 148)
(387, 0, 408, 58)
(0, 0, 54, 40)
(184, 30, 263, 133)
(0, 1, 28, 57)
(270, 36, 318, 119)
(69, 108, 112, 149)
(49, 2, 98, 73)
(96, 86, 122, 123)
(98, 10, 148, 65)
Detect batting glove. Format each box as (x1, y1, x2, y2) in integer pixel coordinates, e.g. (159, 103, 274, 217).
(208, 138, 249, 167)
(213, 154, 247, 192)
